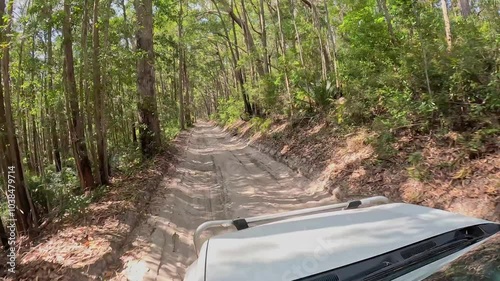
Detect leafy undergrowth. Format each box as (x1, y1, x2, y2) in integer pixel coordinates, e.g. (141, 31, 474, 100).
(3, 148, 177, 281)
(226, 118, 499, 222)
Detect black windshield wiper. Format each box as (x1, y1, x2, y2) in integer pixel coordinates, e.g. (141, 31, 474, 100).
(296, 224, 499, 281)
(361, 237, 481, 281)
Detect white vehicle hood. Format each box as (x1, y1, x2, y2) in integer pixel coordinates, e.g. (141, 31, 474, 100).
(203, 203, 490, 281)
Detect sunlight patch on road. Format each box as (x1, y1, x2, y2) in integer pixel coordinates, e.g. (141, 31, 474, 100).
(124, 260, 150, 281)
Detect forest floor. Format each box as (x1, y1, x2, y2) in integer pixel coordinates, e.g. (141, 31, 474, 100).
(11, 148, 177, 280)
(227, 117, 499, 222)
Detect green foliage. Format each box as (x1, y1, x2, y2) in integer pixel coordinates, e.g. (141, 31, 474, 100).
(250, 74, 280, 113)
(406, 151, 430, 181)
(215, 97, 244, 125)
(369, 127, 397, 160)
(109, 145, 143, 176)
(27, 167, 90, 217)
(462, 127, 500, 159)
(250, 117, 272, 134)
(298, 79, 339, 112)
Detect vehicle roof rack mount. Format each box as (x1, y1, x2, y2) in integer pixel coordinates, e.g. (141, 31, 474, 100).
(193, 195, 390, 255)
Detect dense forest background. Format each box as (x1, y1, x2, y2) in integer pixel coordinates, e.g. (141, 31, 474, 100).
(0, 0, 499, 245)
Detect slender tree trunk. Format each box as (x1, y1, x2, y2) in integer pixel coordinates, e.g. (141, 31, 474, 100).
(215, 43, 230, 98)
(412, 2, 432, 96)
(0, 0, 38, 233)
(183, 49, 191, 126)
(290, 0, 304, 67)
(220, 0, 264, 78)
(441, 0, 452, 51)
(16, 37, 27, 166)
(121, 0, 131, 49)
(178, 0, 186, 130)
(63, 0, 96, 191)
(276, 0, 293, 116)
(259, 0, 269, 74)
(376, 0, 396, 44)
(102, 0, 111, 175)
(134, 0, 161, 157)
(22, 112, 32, 171)
(458, 0, 470, 18)
(302, 2, 330, 80)
(32, 117, 40, 175)
(132, 120, 137, 143)
(323, 0, 341, 88)
(29, 36, 38, 174)
(0, 217, 8, 249)
(93, 0, 109, 185)
(80, 0, 98, 178)
(211, 0, 252, 115)
(46, 4, 62, 172)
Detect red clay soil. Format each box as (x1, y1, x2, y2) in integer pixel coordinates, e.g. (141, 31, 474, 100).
(227, 118, 499, 222)
(0, 148, 176, 280)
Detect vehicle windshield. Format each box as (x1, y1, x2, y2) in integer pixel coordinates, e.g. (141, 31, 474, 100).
(424, 233, 500, 281)
(296, 224, 499, 281)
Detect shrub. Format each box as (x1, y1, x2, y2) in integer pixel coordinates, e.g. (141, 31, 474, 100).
(216, 97, 244, 125)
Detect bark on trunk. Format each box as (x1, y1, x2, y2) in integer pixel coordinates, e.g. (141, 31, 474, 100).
(290, 0, 304, 66)
(211, 0, 252, 115)
(276, 0, 293, 116)
(93, 0, 109, 185)
(63, 0, 96, 191)
(458, 0, 470, 18)
(46, 4, 62, 172)
(178, 0, 186, 130)
(0, 217, 9, 249)
(259, 0, 269, 74)
(441, 0, 453, 51)
(376, 0, 396, 44)
(134, 0, 162, 157)
(0, 0, 37, 233)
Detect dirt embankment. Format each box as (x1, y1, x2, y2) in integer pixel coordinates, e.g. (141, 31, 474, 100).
(225, 119, 499, 222)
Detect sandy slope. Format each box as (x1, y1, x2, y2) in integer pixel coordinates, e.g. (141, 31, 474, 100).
(114, 122, 336, 281)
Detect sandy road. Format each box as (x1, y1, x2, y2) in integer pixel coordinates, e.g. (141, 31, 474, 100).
(117, 122, 335, 281)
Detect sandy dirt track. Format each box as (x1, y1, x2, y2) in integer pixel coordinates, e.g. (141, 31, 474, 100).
(115, 122, 336, 281)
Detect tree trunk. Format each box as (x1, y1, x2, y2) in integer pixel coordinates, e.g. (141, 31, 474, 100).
(178, 0, 186, 130)
(457, 0, 470, 18)
(132, 120, 137, 143)
(220, 0, 264, 78)
(93, 0, 109, 185)
(0, 217, 9, 249)
(81, 0, 99, 180)
(290, 0, 304, 66)
(0, 0, 38, 233)
(22, 111, 32, 171)
(322, 0, 341, 88)
(134, 0, 161, 157)
(63, 0, 96, 191)
(211, 0, 252, 115)
(259, 0, 269, 74)
(376, 0, 396, 44)
(302, 1, 330, 80)
(412, 2, 432, 96)
(441, 0, 452, 51)
(276, 0, 293, 116)
(183, 49, 191, 126)
(46, 4, 62, 172)
(32, 117, 40, 175)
